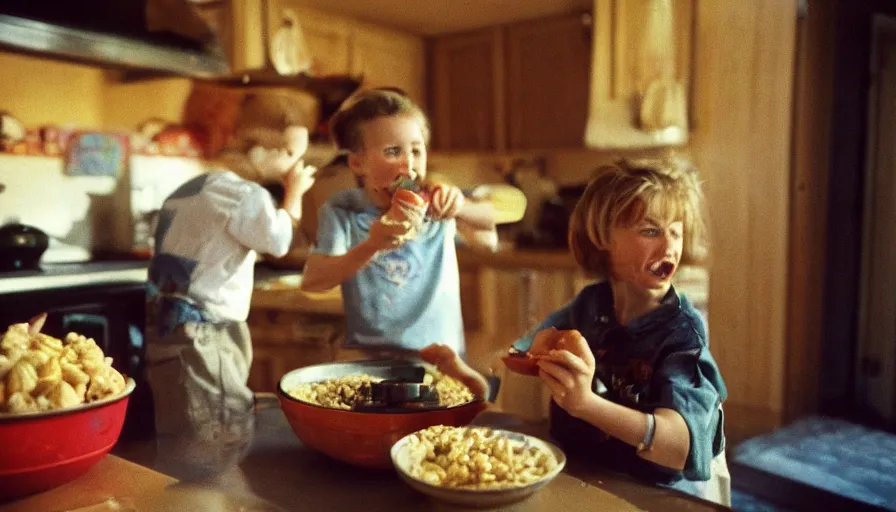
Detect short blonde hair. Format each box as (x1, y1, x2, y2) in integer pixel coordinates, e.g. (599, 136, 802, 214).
(329, 88, 430, 152)
(568, 157, 709, 277)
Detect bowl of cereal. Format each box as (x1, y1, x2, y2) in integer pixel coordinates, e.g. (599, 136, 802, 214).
(390, 425, 566, 508)
(0, 319, 134, 500)
(278, 359, 487, 468)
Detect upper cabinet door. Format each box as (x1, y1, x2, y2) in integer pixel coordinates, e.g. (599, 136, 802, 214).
(350, 26, 427, 108)
(430, 28, 505, 151)
(293, 7, 352, 77)
(585, 0, 695, 149)
(505, 13, 592, 150)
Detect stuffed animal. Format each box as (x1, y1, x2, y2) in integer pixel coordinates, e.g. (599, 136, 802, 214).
(210, 90, 319, 256)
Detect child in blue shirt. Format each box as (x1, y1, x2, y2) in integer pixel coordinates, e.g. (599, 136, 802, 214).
(300, 89, 497, 361)
(436, 158, 730, 505)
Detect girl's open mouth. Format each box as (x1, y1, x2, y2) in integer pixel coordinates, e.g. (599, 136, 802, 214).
(649, 261, 676, 279)
(388, 176, 421, 194)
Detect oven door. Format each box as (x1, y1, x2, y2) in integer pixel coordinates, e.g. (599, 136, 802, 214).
(0, 283, 153, 441)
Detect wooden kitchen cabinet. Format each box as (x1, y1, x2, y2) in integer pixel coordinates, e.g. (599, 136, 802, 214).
(505, 14, 592, 150)
(351, 25, 427, 107)
(278, 3, 425, 106)
(428, 13, 591, 151)
(193, 0, 267, 74)
(246, 307, 344, 393)
(292, 6, 353, 77)
(457, 249, 590, 369)
(430, 28, 505, 151)
(585, 0, 695, 148)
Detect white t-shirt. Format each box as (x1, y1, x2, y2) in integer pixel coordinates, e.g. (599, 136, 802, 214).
(149, 171, 293, 322)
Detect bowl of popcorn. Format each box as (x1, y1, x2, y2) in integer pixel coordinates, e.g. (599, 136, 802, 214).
(278, 359, 487, 468)
(0, 316, 134, 500)
(391, 425, 566, 508)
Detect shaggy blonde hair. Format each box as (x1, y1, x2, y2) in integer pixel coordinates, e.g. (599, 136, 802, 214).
(568, 157, 709, 277)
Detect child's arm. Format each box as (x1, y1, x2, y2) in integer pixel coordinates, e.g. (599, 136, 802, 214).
(299, 218, 410, 292)
(564, 390, 691, 471)
(429, 185, 498, 251)
(456, 200, 499, 251)
(536, 334, 692, 471)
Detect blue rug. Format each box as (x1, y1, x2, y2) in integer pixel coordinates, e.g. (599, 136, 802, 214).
(733, 416, 896, 510)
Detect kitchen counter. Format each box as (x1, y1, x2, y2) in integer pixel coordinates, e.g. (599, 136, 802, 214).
(99, 407, 728, 512)
(0, 261, 148, 295)
(252, 267, 344, 316)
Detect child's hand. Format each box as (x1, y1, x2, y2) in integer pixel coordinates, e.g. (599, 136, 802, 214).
(284, 162, 317, 197)
(367, 217, 412, 250)
(528, 327, 561, 355)
(420, 343, 459, 371)
(536, 330, 596, 417)
(429, 184, 465, 220)
(420, 343, 490, 400)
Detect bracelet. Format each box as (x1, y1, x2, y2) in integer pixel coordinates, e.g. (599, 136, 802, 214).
(636, 412, 656, 454)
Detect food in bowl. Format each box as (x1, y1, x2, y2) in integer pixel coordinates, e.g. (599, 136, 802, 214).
(0, 319, 127, 414)
(401, 425, 559, 489)
(284, 366, 474, 410)
(277, 360, 488, 468)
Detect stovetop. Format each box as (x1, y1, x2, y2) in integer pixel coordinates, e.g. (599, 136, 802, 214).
(0, 260, 149, 278)
(0, 260, 150, 295)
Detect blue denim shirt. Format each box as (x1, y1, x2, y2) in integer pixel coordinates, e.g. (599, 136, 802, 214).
(513, 280, 727, 484)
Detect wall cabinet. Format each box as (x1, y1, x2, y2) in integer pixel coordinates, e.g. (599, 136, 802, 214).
(429, 13, 592, 151)
(585, 0, 695, 149)
(350, 25, 426, 107)
(282, 3, 426, 107)
(430, 28, 505, 151)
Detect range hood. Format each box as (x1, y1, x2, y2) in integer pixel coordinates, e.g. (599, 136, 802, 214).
(0, 0, 230, 78)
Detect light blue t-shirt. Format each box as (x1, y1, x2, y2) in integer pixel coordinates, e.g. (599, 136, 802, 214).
(314, 189, 465, 355)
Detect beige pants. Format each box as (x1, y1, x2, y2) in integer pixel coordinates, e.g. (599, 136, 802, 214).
(145, 321, 255, 481)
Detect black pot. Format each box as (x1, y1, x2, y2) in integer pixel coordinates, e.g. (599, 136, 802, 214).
(0, 223, 49, 271)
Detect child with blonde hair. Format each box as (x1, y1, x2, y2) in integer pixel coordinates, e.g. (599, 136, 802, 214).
(440, 157, 730, 504)
(301, 88, 497, 368)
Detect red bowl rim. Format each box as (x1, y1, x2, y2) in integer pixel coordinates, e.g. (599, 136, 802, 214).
(277, 362, 485, 415)
(0, 377, 136, 424)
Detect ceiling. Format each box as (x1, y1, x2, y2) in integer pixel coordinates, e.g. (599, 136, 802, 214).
(295, 0, 593, 35)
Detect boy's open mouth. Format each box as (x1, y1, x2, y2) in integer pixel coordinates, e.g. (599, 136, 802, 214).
(648, 261, 676, 279)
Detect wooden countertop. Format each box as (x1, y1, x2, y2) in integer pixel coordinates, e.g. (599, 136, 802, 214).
(97, 408, 729, 512)
(252, 272, 345, 316)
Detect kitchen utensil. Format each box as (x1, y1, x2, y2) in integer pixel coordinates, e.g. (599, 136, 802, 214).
(390, 427, 567, 508)
(0, 378, 136, 500)
(0, 223, 49, 271)
(277, 360, 486, 468)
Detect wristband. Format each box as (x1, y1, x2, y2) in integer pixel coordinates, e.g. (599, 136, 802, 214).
(636, 412, 656, 454)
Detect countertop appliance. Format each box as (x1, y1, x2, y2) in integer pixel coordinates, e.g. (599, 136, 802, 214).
(0, 223, 49, 271)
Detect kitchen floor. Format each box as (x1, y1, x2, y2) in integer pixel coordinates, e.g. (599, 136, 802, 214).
(731, 489, 793, 512)
(731, 416, 896, 511)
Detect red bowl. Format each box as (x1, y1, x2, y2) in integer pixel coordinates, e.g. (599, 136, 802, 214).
(0, 378, 136, 501)
(278, 361, 487, 469)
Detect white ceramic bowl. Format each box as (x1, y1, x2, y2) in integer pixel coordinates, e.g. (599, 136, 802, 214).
(390, 427, 567, 508)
